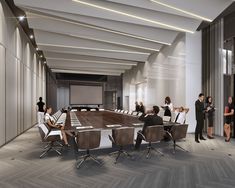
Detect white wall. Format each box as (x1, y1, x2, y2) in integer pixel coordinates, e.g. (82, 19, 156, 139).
(0, 0, 46, 146)
(123, 32, 202, 133)
(185, 32, 202, 132)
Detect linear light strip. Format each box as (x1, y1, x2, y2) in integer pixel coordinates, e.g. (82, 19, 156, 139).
(69, 34, 160, 52)
(51, 69, 122, 75)
(150, 0, 212, 22)
(27, 12, 171, 45)
(72, 0, 194, 33)
(37, 43, 150, 55)
(46, 57, 137, 66)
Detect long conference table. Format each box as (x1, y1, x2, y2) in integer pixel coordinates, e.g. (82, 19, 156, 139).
(65, 110, 145, 130)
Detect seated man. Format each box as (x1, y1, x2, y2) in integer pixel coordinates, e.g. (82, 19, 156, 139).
(173, 107, 189, 124)
(135, 106, 163, 149)
(44, 107, 71, 147)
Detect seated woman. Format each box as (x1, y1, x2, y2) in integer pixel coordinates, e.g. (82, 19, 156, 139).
(44, 107, 71, 147)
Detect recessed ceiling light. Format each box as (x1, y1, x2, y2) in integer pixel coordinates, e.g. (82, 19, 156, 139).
(18, 16, 25, 21)
(40, 55, 43, 58)
(72, 0, 194, 33)
(30, 35, 34, 39)
(36, 47, 39, 51)
(44, 61, 47, 64)
(150, 0, 212, 22)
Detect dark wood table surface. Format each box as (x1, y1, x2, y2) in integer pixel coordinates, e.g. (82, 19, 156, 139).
(65, 110, 143, 130)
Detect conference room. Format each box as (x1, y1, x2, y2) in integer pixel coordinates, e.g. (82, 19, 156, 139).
(1, 0, 235, 188)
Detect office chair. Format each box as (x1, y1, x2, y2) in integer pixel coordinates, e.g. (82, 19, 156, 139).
(81, 109, 87, 112)
(120, 110, 124, 113)
(137, 112, 143, 117)
(137, 125, 165, 158)
(168, 124, 188, 153)
(108, 127, 134, 163)
(38, 123, 63, 158)
(90, 109, 96, 111)
(124, 110, 128, 114)
(76, 129, 101, 169)
(163, 116, 171, 122)
(132, 111, 138, 116)
(128, 111, 133, 115)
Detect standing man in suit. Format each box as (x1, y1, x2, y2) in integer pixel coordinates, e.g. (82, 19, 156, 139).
(195, 93, 206, 143)
(135, 106, 163, 149)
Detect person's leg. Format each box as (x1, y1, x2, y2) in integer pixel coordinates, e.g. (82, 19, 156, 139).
(199, 120, 205, 139)
(37, 112, 40, 124)
(227, 124, 231, 140)
(195, 121, 200, 141)
(61, 130, 69, 145)
(39, 112, 44, 124)
(224, 123, 230, 141)
(135, 131, 143, 149)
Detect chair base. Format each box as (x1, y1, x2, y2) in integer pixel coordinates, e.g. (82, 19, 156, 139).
(146, 145, 164, 159)
(173, 141, 188, 154)
(40, 142, 62, 158)
(109, 148, 132, 164)
(77, 150, 101, 169)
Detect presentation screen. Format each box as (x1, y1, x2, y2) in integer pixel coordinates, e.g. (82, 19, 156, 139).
(70, 85, 103, 105)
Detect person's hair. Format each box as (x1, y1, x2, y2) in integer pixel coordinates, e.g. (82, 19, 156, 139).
(180, 106, 184, 111)
(153, 106, 160, 114)
(206, 96, 212, 104)
(165, 96, 171, 104)
(199, 93, 204, 97)
(228, 96, 233, 103)
(39, 97, 42, 101)
(44, 106, 51, 115)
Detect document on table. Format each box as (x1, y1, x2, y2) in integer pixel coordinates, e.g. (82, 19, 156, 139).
(105, 124, 122, 128)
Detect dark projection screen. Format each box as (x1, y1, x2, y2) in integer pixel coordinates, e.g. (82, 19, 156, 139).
(70, 85, 103, 105)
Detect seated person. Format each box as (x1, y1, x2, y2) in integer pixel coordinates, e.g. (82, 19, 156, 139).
(139, 102, 145, 113)
(173, 107, 189, 124)
(44, 107, 71, 147)
(134, 106, 163, 149)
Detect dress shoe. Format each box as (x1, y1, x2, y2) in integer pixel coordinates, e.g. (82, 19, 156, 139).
(195, 140, 200, 143)
(200, 137, 206, 140)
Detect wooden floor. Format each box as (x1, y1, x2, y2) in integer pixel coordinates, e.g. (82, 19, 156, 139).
(1, 126, 235, 188)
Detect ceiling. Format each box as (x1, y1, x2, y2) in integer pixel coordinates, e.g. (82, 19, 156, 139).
(13, 0, 234, 76)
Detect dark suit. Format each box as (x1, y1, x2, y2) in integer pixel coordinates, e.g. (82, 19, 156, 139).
(139, 105, 145, 113)
(135, 114, 163, 149)
(195, 99, 205, 141)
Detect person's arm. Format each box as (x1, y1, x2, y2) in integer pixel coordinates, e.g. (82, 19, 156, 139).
(224, 109, 234, 116)
(184, 108, 189, 113)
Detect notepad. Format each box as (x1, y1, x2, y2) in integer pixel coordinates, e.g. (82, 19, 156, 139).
(76, 126, 93, 130)
(106, 124, 122, 128)
(132, 123, 144, 126)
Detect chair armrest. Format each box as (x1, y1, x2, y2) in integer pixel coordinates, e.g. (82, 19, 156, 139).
(108, 135, 115, 144)
(137, 131, 146, 141)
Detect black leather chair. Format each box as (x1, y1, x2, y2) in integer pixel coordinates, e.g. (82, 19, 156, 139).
(76, 129, 101, 168)
(168, 124, 188, 153)
(137, 125, 165, 158)
(109, 127, 134, 163)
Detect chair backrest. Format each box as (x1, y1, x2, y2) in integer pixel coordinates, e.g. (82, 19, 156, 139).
(144, 125, 165, 143)
(81, 109, 87, 112)
(77, 129, 101, 149)
(137, 112, 143, 117)
(124, 110, 128, 114)
(128, 111, 132, 115)
(71, 109, 77, 112)
(163, 116, 171, 122)
(90, 109, 96, 111)
(38, 123, 49, 141)
(112, 127, 134, 146)
(117, 109, 121, 112)
(132, 111, 138, 116)
(114, 109, 118, 112)
(99, 108, 105, 111)
(120, 110, 124, 113)
(170, 124, 188, 140)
